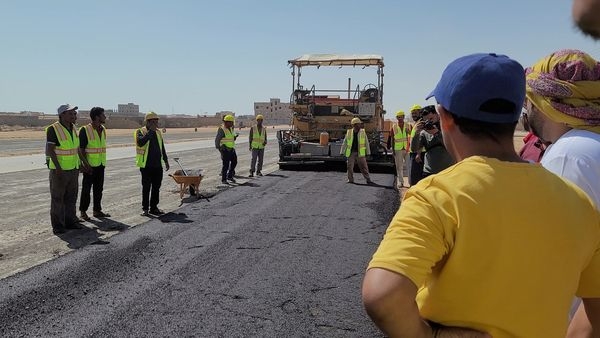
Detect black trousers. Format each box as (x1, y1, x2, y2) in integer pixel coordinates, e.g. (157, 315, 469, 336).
(409, 152, 425, 186)
(140, 167, 163, 211)
(49, 169, 79, 230)
(221, 149, 237, 180)
(80, 165, 105, 212)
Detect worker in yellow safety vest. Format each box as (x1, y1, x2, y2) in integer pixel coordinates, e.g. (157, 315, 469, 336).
(408, 104, 426, 186)
(340, 117, 374, 184)
(391, 110, 411, 189)
(215, 114, 238, 183)
(78, 107, 111, 221)
(248, 114, 267, 177)
(46, 104, 87, 234)
(135, 112, 170, 216)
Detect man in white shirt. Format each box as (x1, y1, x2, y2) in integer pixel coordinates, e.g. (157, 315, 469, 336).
(525, 48, 600, 337)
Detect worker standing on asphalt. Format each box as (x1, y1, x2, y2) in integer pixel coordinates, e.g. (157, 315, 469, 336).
(46, 104, 87, 234)
(215, 114, 238, 183)
(135, 112, 170, 216)
(391, 110, 411, 189)
(79, 107, 110, 221)
(248, 114, 267, 177)
(340, 117, 374, 185)
(408, 104, 425, 186)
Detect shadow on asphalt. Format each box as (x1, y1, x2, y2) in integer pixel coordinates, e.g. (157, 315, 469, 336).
(265, 173, 288, 178)
(56, 226, 111, 249)
(353, 181, 395, 190)
(159, 212, 194, 224)
(87, 218, 130, 232)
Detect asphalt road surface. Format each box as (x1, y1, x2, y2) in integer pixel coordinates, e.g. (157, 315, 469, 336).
(0, 170, 397, 337)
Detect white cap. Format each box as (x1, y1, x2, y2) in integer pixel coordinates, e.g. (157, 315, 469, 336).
(57, 104, 78, 114)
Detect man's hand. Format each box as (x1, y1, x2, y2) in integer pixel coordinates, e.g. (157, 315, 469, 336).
(415, 153, 422, 163)
(165, 161, 170, 171)
(415, 120, 425, 132)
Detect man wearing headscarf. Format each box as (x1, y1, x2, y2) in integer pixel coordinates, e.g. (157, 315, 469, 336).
(525, 49, 600, 336)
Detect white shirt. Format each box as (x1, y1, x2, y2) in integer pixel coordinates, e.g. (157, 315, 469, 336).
(541, 129, 600, 209)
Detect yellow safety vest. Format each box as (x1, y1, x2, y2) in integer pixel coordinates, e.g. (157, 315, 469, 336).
(46, 122, 80, 170)
(80, 124, 107, 167)
(134, 127, 164, 168)
(219, 126, 235, 149)
(250, 126, 266, 150)
(392, 124, 408, 151)
(410, 126, 426, 153)
(345, 129, 367, 157)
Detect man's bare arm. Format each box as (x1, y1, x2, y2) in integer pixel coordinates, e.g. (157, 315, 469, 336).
(362, 268, 432, 338)
(362, 268, 490, 338)
(46, 143, 62, 172)
(568, 298, 600, 337)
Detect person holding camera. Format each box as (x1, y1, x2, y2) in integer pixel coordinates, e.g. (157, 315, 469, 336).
(413, 105, 454, 178)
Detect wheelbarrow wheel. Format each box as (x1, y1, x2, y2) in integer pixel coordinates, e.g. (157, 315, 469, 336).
(189, 185, 196, 196)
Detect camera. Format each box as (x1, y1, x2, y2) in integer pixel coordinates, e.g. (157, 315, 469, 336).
(424, 120, 439, 131)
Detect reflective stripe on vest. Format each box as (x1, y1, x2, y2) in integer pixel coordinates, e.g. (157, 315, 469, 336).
(47, 122, 80, 170)
(135, 127, 164, 168)
(81, 124, 107, 167)
(392, 124, 408, 151)
(220, 126, 235, 149)
(250, 126, 265, 149)
(345, 129, 367, 157)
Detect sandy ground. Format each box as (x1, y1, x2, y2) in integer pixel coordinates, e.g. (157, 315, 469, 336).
(0, 126, 288, 139)
(0, 127, 527, 280)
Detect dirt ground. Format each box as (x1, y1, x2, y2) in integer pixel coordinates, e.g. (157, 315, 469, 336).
(0, 127, 528, 280)
(0, 126, 228, 139)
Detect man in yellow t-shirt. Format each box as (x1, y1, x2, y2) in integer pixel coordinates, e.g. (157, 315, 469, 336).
(362, 53, 600, 338)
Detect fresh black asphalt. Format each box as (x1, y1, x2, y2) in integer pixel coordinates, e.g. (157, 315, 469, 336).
(0, 170, 398, 337)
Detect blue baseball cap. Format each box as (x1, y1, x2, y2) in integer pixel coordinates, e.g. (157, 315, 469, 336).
(426, 53, 526, 123)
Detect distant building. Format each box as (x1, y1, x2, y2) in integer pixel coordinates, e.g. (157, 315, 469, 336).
(215, 111, 235, 120)
(117, 103, 140, 115)
(253, 98, 291, 125)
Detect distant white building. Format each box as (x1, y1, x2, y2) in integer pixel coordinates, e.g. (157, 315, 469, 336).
(253, 98, 291, 125)
(117, 103, 140, 115)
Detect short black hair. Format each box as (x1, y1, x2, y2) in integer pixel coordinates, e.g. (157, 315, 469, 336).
(90, 107, 105, 120)
(446, 99, 517, 143)
(421, 105, 436, 115)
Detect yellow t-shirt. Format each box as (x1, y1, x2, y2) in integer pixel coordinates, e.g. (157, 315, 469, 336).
(368, 156, 600, 338)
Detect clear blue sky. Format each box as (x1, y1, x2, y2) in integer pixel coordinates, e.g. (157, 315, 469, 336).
(0, 0, 598, 116)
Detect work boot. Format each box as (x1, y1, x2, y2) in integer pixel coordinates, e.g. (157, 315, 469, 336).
(228, 177, 236, 183)
(256, 171, 263, 176)
(141, 210, 150, 217)
(52, 226, 66, 235)
(150, 208, 165, 215)
(93, 211, 111, 218)
(249, 172, 254, 177)
(80, 211, 91, 221)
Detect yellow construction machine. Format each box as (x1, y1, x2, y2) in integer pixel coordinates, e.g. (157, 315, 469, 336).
(277, 54, 394, 171)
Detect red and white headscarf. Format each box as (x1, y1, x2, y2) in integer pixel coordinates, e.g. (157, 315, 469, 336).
(525, 49, 600, 133)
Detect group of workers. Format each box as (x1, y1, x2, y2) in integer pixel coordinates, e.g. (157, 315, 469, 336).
(45, 109, 269, 234)
(214, 114, 267, 183)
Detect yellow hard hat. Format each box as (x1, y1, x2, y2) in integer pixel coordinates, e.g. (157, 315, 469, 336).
(351, 117, 362, 125)
(223, 114, 235, 122)
(256, 114, 264, 120)
(410, 104, 422, 112)
(395, 110, 405, 117)
(145, 111, 159, 121)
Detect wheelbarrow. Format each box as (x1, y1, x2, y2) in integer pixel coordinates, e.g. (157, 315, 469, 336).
(169, 158, 209, 201)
